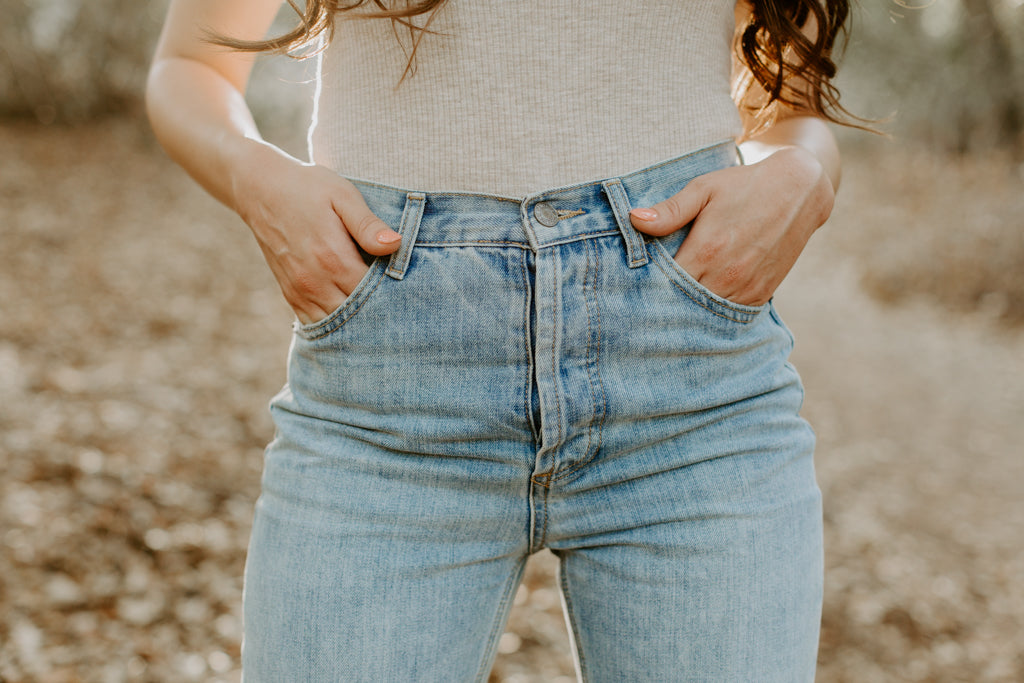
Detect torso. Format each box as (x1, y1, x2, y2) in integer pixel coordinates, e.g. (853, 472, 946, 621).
(309, 0, 742, 195)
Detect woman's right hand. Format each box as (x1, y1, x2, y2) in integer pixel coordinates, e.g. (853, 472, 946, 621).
(147, 1, 402, 325)
(230, 140, 403, 325)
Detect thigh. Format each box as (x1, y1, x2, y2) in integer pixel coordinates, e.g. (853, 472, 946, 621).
(550, 400, 823, 682)
(242, 240, 537, 681)
(547, 234, 823, 681)
(242, 423, 531, 682)
(554, 451, 822, 682)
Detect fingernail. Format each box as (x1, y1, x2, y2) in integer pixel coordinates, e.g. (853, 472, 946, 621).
(377, 229, 402, 244)
(631, 208, 658, 221)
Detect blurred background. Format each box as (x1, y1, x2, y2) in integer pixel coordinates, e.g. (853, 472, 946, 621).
(1, 0, 1022, 681)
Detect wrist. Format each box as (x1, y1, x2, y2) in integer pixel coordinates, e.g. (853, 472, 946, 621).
(753, 145, 836, 233)
(774, 145, 835, 199)
(224, 137, 295, 220)
(738, 115, 842, 191)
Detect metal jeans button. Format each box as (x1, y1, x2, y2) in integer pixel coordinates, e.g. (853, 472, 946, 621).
(533, 201, 559, 227)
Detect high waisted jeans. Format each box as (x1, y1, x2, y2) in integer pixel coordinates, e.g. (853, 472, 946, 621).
(242, 141, 823, 682)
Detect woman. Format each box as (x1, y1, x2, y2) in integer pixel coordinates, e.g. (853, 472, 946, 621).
(147, 1, 851, 680)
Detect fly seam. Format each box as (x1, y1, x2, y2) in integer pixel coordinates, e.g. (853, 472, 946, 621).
(530, 471, 553, 487)
(553, 239, 608, 481)
(520, 250, 539, 446)
(576, 238, 596, 473)
(538, 476, 551, 549)
(589, 241, 608, 463)
(549, 254, 565, 458)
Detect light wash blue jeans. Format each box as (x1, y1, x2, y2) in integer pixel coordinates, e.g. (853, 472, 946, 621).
(242, 141, 823, 681)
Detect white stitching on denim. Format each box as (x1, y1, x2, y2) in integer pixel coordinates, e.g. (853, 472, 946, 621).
(297, 263, 388, 340)
(603, 179, 648, 268)
(649, 240, 761, 323)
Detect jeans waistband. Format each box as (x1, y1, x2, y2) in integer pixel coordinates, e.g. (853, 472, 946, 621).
(347, 140, 739, 275)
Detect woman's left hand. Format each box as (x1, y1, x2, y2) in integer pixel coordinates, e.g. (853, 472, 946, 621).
(629, 145, 835, 307)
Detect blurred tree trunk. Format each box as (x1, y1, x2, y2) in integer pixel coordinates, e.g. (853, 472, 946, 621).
(0, 0, 169, 122)
(841, 0, 1024, 156)
(959, 0, 1022, 152)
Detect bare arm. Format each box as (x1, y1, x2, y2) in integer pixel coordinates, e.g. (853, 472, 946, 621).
(629, 0, 842, 307)
(146, 0, 285, 209)
(146, 0, 400, 324)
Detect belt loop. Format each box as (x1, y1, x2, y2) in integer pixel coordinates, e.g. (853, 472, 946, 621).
(601, 179, 648, 268)
(386, 192, 426, 280)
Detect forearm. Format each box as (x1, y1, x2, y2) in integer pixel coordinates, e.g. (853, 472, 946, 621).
(738, 115, 841, 192)
(145, 57, 288, 213)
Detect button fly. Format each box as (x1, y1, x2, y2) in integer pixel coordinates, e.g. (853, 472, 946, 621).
(533, 201, 559, 227)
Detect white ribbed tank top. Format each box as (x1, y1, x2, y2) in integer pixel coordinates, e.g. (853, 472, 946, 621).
(308, 0, 742, 196)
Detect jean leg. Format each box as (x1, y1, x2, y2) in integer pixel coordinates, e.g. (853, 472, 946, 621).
(550, 406, 822, 682)
(242, 424, 531, 682)
(242, 239, 537, 681)
(540, 232, 822, 681)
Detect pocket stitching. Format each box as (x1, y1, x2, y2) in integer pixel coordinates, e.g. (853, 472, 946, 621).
(295, 260, 387, 341)
(648, 239, 763, 324)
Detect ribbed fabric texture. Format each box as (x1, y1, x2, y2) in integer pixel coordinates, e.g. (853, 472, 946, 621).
(309, 0, 742, 196)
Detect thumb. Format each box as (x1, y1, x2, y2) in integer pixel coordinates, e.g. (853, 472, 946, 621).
(629, 181, 709, 236)
(332, 189, 403, 256)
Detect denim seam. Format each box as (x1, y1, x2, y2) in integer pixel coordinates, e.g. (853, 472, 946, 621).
(524, 140, 735, 203)
(385, 192, 425, 280)
(539, 479, 551, 549)
(527, 476, 551, 553)
(616, 138, 736, 184)
(549, 252, 565, 461)
(559, 559, 590, 683)
(578, 240, 597, 472)
(535, 230, 621, 251)
(346, 140, 734, 213)
(414, 240, 532, 249)
(295, 264, 388, 340)
(351, 178, 522, 203)
(768, 302, 797, 349)
(603, 179, 648, 268)
(552, 239, 607, 483)
(473, 558, 528, 682)
(520, 250, 539, 446)
(648, 241, 760, 323)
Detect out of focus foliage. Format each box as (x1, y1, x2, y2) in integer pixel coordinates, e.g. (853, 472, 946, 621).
(0, 0, 311, 150)
(0, 0, 169, 122)
(839, 0, 1024, 155)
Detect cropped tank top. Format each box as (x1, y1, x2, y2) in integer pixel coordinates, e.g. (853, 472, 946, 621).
(308, 0, 742, 196)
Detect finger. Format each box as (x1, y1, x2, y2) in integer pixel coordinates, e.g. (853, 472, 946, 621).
(292, 300, 333, 326)
(330, 238, 373, 296)
(628, 179, 710, 236)
(331, 188, 403, 256)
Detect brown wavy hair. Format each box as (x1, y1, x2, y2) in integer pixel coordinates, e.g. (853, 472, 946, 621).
(214, 0, 857, 130)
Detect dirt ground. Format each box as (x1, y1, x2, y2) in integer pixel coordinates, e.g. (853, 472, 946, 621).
(1, 118, 1022, 682)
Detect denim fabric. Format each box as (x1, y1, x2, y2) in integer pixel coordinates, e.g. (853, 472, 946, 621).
(242, 141, 822, 682)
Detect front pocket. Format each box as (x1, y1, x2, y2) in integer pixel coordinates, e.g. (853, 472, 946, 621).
(647, 235, 767, 324)
(294, 257, 388, 341)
